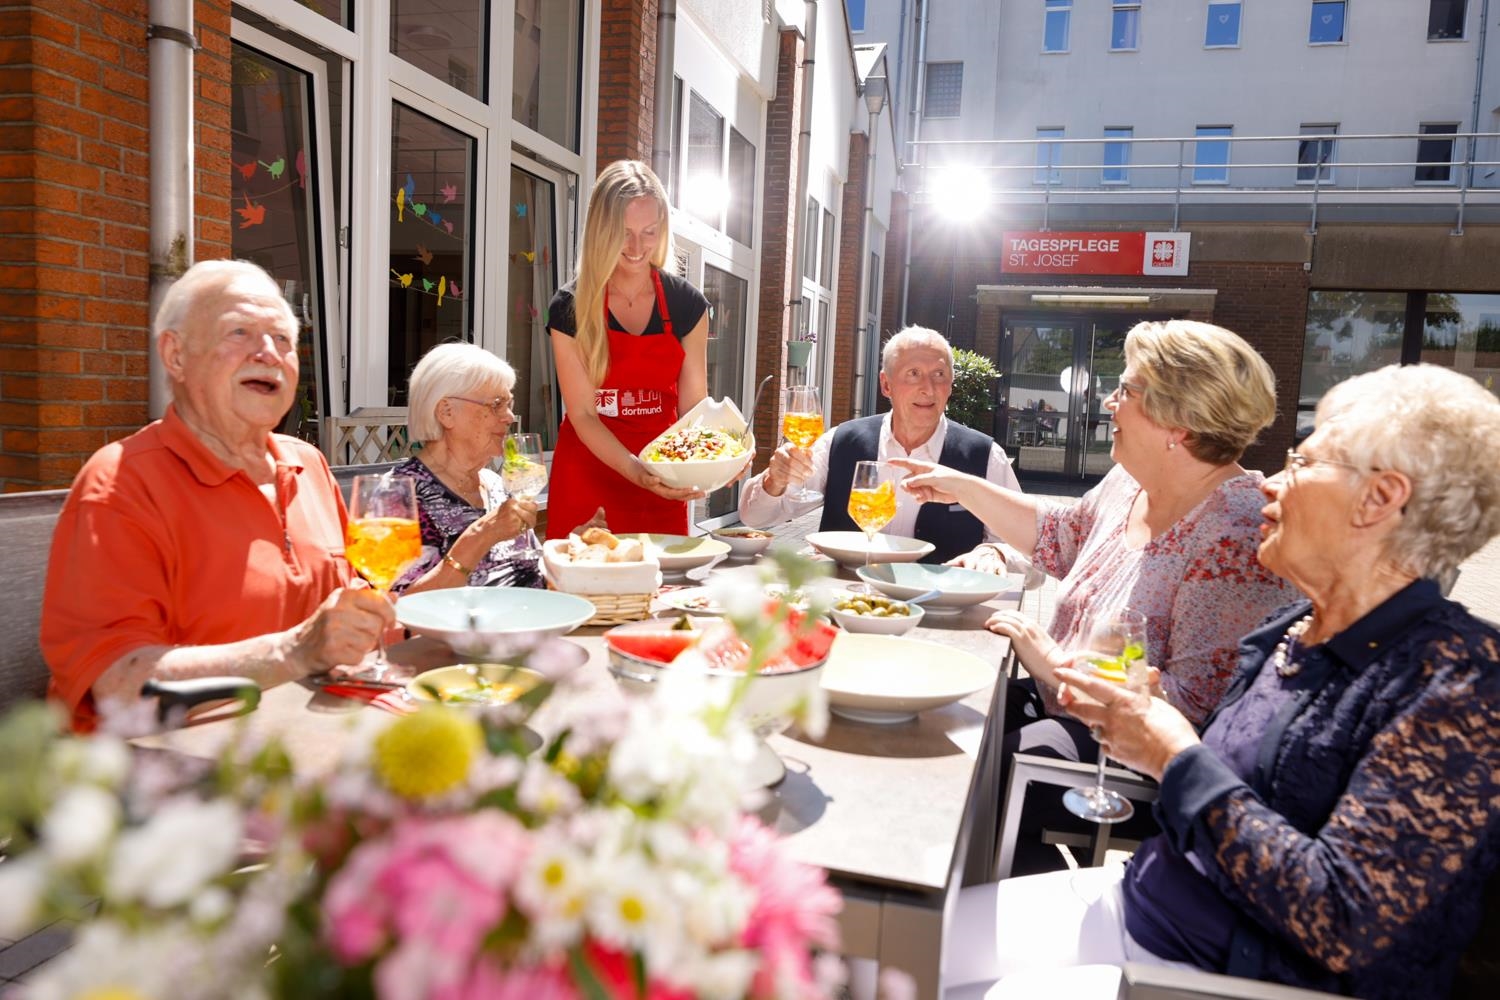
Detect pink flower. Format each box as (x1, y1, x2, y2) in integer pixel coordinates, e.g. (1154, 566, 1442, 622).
(728, 817, 842, 1000)
(444, 957, 579, 1000)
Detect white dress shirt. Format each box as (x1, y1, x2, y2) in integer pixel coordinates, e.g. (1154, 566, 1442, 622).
(738, 413, 1020, 543)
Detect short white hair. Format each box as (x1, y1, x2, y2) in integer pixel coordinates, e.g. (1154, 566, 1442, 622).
(406, 342, 517, 443)
(153, 259, 293, 344)
(1316, 364, 1500, 579)
(881, 325, 954, 374)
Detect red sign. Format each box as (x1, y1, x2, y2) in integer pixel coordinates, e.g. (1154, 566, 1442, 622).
(1001, 231, 1190, 277)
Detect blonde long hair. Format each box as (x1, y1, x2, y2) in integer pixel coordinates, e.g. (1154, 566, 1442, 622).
(572, 161, 672, 386)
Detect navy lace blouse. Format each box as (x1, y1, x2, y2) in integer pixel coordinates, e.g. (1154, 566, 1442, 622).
(1123, 578, 1500, 999)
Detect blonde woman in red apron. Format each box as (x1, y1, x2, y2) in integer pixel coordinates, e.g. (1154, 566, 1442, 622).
(546, 161, 709, 539)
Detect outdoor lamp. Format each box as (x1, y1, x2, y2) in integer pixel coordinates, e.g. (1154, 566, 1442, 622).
(863, 75, 887, 117)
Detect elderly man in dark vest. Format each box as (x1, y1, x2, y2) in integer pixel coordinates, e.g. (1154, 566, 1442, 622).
(739, 326, 1025, 570)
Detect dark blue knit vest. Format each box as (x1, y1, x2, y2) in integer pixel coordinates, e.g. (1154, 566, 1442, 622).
(819, 414, 992, 564)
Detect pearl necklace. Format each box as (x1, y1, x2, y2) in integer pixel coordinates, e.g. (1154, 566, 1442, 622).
(1269, 612, 1316, 678)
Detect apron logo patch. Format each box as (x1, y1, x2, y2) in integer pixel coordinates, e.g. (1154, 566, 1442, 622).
(620, 389, 664, 417)
(595, 389, 618, 416)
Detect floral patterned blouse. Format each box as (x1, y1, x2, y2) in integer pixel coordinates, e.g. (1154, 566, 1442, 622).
(1032, 465, 1301, 726)
(388, 457, 542, 594)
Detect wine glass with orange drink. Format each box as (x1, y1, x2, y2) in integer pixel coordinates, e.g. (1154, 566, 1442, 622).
(780, 385, 824, 503)
(847, 460, 897, 593)
(345, 474, 422, 680)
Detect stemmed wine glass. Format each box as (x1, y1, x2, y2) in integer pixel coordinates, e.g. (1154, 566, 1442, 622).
(1062, 608, 1149, 824)
(847, 460, 896, 593)
(345, 474, 422, 681)
(780, 385, 824, 504)
(501, 432, 547, 556)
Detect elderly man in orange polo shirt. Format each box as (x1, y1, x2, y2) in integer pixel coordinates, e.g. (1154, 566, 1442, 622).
(41, 260, 392, 731)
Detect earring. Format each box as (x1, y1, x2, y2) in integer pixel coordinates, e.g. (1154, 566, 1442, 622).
(1168, 441, 1177, 450)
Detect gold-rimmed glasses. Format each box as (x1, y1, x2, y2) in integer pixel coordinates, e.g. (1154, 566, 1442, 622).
(1283, 448, 1363, 478)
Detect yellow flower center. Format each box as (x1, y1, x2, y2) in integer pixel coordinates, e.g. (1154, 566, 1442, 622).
(373, 708, 482, 799)
(76, 989, 147, 1000)
(619, 896, 646, 925)
(543, 860, 567, 888)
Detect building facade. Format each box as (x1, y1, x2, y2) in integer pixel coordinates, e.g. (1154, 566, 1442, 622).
(1, 0, 898, 501)
(858, 0, 1500, 479)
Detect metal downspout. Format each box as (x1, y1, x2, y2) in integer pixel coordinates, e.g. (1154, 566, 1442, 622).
(789, 0, 818, 366)
(1456, 0, 1491, 235)
(854, 107, 878, 416)
(652, 0, 678, 183)
(147, 0, 196, 419)
(898, 0, 930, 327)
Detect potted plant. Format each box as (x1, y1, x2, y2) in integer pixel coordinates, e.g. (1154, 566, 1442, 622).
(946, 348, 1002, 432)
(786, 331, 815, 369)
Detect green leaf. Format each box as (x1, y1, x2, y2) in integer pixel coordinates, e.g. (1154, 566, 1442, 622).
(567, 947, 613, 1000)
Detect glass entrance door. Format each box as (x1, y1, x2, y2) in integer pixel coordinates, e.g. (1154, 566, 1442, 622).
(1001, 314, 1133, 479)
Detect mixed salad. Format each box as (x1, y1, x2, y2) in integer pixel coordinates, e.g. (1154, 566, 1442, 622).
(643, 425, 748, 463)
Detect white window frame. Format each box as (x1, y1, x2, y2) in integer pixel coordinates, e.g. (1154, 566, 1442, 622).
(923, 62, 964, 119)
(1043, 0, 1071, 54)
(1034, 127, 1064, 185)
(1193, 125, 1232, 185)
(1110, 1, 1142, 51)
(1308, 0, 1347, 46)
(1415, 123, 1460, 186)
(1427, 0, 1468, 41)
(1204, 0, 1243, 48)
(1296, 124, 1337, 185)
(1102, 127, 1132, 185)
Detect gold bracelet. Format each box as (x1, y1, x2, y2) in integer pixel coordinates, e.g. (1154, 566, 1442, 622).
(443, 552, 471, 576)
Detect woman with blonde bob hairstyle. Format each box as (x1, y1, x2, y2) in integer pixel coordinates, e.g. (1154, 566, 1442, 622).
(545, 160, 710, 537)
(895, 319, 1299, 872)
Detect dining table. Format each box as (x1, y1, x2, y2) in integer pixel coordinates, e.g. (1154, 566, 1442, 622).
(134, 554, 1021, 1000)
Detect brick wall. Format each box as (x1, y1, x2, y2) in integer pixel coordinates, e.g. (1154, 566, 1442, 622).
(831, 130, 867, 425)
(596, 0, 657, 168)
(748, 27, 805, 473)
(0, 0, 231, 492)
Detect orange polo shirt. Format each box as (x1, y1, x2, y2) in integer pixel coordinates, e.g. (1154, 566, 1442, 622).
(42, 406, 353, 731)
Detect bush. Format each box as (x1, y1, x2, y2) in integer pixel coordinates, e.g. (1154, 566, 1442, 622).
(946, 348, 1002, 432)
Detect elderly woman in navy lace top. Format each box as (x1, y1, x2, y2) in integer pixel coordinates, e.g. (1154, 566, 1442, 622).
(944, 364, 1500, 1000)
(390, 343, 601, 594)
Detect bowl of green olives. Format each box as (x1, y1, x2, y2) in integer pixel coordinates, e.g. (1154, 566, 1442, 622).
(827, 591, 925, 635)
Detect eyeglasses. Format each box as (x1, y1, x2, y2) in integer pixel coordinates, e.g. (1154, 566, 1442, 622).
(1107, 380, 1145, 403)
(451, 395, 514, 417)
(1283, 448, 1363, 477)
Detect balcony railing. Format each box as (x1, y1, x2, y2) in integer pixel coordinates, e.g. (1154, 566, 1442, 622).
(908, 131, 1500, 233)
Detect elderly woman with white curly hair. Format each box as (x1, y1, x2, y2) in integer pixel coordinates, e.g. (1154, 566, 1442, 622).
(389, 343, 603, 594)
(944, 364, 1500, 1000)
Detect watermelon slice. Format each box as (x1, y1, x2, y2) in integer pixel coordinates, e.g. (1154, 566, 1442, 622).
(678, 612, 839, 675)
(604, 631, 699, 664)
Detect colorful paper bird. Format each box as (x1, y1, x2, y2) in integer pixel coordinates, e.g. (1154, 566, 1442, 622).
(294, 149, 307, 188)
(428, 211, 443, 228)
(395, 187, 405, 222)
(413, 202, 427, 217)
(414, 244, 433, 265)
(437, 275, 446, 308)
(259, 156, 286, 179)
(390, 269, 413, 288)
(444, 221, 454, 234)
(233, 160, 257, 180)
(421, 278, 434, 292)
(441, 183, 457, 203)
(235, 192, 265, 229)
(515, 203, 527, 217)
(448, 282, 462, 299)
(404, 173, 417, 203)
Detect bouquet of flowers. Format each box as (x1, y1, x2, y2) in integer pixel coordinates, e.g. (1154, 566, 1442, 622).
(0, 562, 846, 1000)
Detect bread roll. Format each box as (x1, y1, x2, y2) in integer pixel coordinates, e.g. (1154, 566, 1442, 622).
(580, 526, 619, 549)
(608, 538, 644, 563)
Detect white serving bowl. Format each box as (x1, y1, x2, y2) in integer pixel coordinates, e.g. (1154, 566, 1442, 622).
(602, 618, 826, 737)
(805, 530, 935, 569)
(826, 592, 925, 635)
(631, 533, 731, 579)
(710, 526, 776, 559)
(396, 587, 595, 657)
(854, 563, 1011, 614)
(642, 449, 754, 492)
(820, 632, 995, 723)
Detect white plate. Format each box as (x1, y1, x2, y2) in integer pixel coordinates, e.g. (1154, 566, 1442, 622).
(396, 587, 595, 656)
(632, 533, 731, 579)
(854, 563, 1010, 615)
(657, 586, 724, 615)
(710, 527, 776, 559)
(820, 632, 996, 723)
(804, 530, 935, 569)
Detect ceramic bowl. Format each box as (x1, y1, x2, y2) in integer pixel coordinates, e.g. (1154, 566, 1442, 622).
(395, 587, 595, 657)
(804, 530, 934, 568)
(826, 591, 925, 635)
(853, 563, 1011, 615)
(631, 533, 731, 579)
(819, 632, 995, 723)
(406, 663, 545, 706)
(710, 526, 776, 559)
(642, 450, 755, 492)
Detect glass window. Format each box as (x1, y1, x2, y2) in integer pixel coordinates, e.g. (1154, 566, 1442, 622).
(387, 103, 475, 405)
(701, 266, 749, 517)
(1205, 1, 1242, 47)
(1034, 127, 1064, 185)
(390, 0, 488, 101)
(512, 0, 583, 150)
(1102, 127, 1132, 184)
(848, 0, 867, 32)
(1416, 123, 1458, 183)
(1309, 0, 1345, 44)
(1111, 1, 1141, 50)
(1428, 0, 1466, 40)
(686, 91, 726, 228)
(923, 62, 963, 118)
(300, 0, 348, 28)
(1421, 293, 1500, 402)
(507, 165, 561, 446)
(727, 128, 755, 246)
(804, 197, 820, 281)
(1193, 125, 1231, 184)
(1298, 291, 1406, 426)
(821, 208, 836, 290)
(1297, 124, 1336, 183)
(669, 77, 683, 203)
(1044, 0, 1071, 52)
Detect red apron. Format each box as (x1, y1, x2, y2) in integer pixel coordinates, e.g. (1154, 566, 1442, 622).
(546, 270, 689, 539)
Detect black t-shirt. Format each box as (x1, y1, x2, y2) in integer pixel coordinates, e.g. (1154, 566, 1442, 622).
(547, 269, 708, 341)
